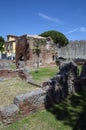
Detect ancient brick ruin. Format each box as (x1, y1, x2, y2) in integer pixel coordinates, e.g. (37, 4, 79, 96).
(15, 34, 56, 82)
(16, 34, 56, 69)
(0, 61, 86, 125)
(16, 35, 30, 68)
(0, 60, 18, 81)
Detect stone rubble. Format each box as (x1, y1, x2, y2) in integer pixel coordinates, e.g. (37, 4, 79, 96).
(0, 61, 86, 125)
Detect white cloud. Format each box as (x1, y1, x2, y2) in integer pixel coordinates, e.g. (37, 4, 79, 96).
(79, 27, 86, 32)
(66, 27, 86, 35)
(38, 12, 60, 23)
(66, 28, 79, 35)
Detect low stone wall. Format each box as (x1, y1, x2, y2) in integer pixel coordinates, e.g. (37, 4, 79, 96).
(0, 104, 19, 125)
(0, 89, 46, 125)
(42, 61, 78, 108)
(0, 69, 18, 79)
(14, 89, 46, 115)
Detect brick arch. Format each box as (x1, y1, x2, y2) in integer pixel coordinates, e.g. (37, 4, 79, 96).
(16, 36, 30, 68)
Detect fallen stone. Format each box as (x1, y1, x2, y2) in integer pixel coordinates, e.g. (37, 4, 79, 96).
(0, 104, 19, 125)
(14, 89, 46, 115)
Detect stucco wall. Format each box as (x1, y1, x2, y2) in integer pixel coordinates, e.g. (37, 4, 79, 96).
(58, 41, 86, 59)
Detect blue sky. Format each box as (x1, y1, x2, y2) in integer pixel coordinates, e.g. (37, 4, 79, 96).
(0, 0, 86, 40)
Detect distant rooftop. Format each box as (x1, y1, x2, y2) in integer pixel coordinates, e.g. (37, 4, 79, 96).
(7, 35, 18, 38)
(26, 34, 46, 39)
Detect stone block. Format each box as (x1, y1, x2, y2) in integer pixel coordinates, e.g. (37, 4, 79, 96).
(14, 89, 46, 115)
(0, 104, 19, 125)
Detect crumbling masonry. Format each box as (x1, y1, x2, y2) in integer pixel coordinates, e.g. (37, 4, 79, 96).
(0, 61, 86, 125)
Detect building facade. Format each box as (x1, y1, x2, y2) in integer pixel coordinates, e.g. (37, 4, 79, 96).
(4, 35, 17, 60)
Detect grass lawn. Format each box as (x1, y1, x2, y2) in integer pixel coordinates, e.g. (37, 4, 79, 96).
(31, 66, 59, 84)
(1, 89, 86, 130)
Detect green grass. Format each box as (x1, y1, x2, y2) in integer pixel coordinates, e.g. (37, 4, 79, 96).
(78, 65, 82, 75)
(0, 110, 70, 130)
(31, 66, 59, 84)
(1, 90, 86, 130)
(10, 63, 16, 70)
(31, 65, 82, 84)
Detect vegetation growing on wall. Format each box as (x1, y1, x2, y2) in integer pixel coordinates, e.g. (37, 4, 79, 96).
(32, 39, 46, 71)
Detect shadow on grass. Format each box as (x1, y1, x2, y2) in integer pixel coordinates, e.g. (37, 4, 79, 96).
(45, 89, 86, 130)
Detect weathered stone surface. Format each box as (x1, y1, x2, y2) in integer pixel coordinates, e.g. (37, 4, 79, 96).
(0, 104, 19, 125)
(80, 62, 86, 78)
(23, 67, 33, 82)
(0, 62, 10, 70)
(42, 61, 78, 107)
(59, 61, 78, 94)
(16, 35, 55, 69)
(14, 89, 46, 115)
(58, 41, 86, 59)
(0, 60, 86, 125)
(16, 35, 30, 68)
(0, 70, 18, 79)
(79, 62, 86, 89)
(44, 75, 68, 106)
(17, 65, 33, 82)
